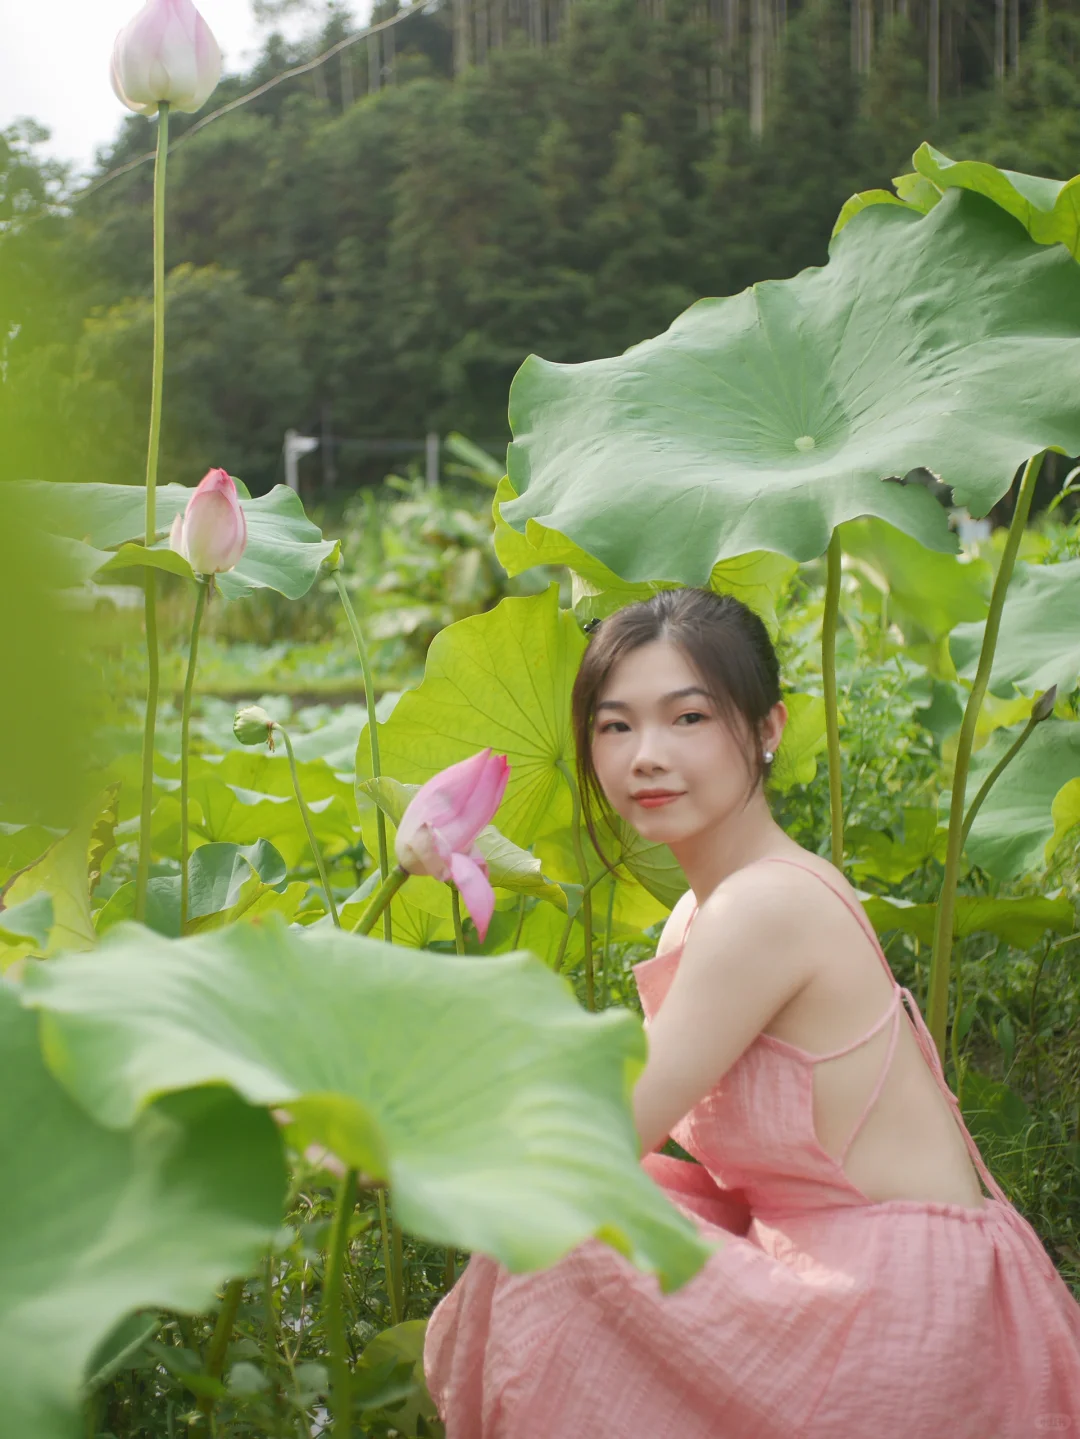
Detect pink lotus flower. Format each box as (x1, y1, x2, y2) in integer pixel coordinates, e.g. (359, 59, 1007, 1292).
(395, 748, 511, 942)
(111, 0, 222, 117)
(169, 468, 247, 575)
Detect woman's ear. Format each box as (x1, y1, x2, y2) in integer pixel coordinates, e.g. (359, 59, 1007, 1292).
(766, 699, 787, 755)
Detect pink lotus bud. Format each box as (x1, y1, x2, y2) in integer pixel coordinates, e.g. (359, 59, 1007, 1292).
(111, 0, 222, 117)
(169, 468, 247, 575)
(394, 748, 510, 941)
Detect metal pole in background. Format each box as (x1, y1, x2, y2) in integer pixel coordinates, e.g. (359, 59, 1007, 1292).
(284, 428, 320, 494)
(426, 431, 440, 489)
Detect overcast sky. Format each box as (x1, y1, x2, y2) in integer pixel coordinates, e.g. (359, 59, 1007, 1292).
(0, 0, 371, 179)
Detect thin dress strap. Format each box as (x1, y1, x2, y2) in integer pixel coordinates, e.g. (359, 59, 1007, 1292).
(748, 855, 1013, 1205)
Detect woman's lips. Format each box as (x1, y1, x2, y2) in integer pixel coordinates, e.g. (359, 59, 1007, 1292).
(635, 793, 683, 809)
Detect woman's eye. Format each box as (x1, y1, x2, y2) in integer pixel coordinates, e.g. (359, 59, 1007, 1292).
(676, 712, 707, 725)
(597, 721, 630, 734)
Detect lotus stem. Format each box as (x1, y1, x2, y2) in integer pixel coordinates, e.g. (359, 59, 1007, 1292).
(928, 450, 1045, 1061)
(324, 1169, 357, 1439)
(556, 761, 595, 1010)
(959, 712, 1042, 850)
(512, 894, 526, 948)
(376, 1188, 401, 1326)
(444, 889, 466, 1287)
(274, 724, 340, 927)
(135, 102, 170, 924)
(332, 570, 391, 942)
(821, 529, 845, 871)
(451, 885, 466, 952)
(353, 864, 409, 934)
(196, 1274, 243, 1428)
(179, 577, 209, 933)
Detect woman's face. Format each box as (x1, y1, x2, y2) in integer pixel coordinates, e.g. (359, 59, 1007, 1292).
(590, 639, 766, 844)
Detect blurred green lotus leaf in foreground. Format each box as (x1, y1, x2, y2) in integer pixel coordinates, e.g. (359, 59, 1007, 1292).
(500, 190, 1080, 586)
(0, 982, 284, 1439)
(21, 916, 713, 1293)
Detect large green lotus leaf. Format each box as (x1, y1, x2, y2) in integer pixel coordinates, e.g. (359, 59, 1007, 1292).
(501, 190, 1080, 579)
(181, 775, 356, 868)
(14, 481, 337, 601)
(337, 878, 455, 947)
(838, 517, 991, 643)
(493, 479, 798, 638)
(95, 840, 292, 939)
(0, 983, 284, 1439)
(948, 718, 1080, 878)
(357, 587, 584, 848)
(912, 144, 1080, 260)
(862, 890, 1074, 949)
(831, 187, 926, 238)
(832, 147, 1080, 255)
(358, 776, 571, 911)
(950, 559, 1080, 700)
(846, 807, 948, 884)
(22, 919, 712, 1292)
(534, 827, 669, 937)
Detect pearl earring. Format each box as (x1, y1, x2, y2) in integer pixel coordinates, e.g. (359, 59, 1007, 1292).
(763, 749, 774, 763)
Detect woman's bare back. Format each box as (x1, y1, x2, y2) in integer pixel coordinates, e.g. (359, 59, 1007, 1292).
(661, 849, 986, 1210)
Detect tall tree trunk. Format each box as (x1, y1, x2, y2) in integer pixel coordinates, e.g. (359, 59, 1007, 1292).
(384, 17, 396, 82)
(928, 0, 940, 115)
(368, 32, 381, 93)
(340, 47, 355, 109)
(725, 0, 740, 103)
(750, 0, 769, 136)
(476, 0, 489, 61)
(1008, 0, 1020, 75)
(453, 0, 472, 71)
(995, 0, 1005, 79)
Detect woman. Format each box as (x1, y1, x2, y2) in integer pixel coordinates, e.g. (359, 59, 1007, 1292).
(424, 588, 1080, 1437)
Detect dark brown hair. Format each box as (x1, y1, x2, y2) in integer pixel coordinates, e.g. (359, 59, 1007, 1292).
(571, 588, 783, 865)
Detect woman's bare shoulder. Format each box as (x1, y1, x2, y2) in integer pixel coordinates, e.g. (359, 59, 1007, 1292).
(655, 887, 697, 959)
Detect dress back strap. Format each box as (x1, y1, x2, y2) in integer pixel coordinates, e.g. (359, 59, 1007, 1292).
(750, 854, 1013, 1206)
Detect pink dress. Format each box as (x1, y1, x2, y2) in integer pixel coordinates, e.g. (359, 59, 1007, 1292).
(424, 855, 1080, 1437)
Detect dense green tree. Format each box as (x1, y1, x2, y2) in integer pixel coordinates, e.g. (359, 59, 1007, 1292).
(2, 0, 1075, 492)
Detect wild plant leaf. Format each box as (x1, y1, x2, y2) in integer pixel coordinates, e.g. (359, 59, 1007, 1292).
(0, 983, 284, 1439)
(838, 517, 991, 644)
(358, 776, 570, 910)
(0, 893, 54, 948)
(357, 587, 584, 848)
(500, 190, 1080, 582)
(0, 792, 113, 964)
(945, 718, 1080, 879)
(23, 918, 712, 1293)
(1048, 777, 1080, 861)
(768, 692, 828, 793)
(14, 481, 337, 601)
(950, 558, 1080, 700)
(862, 890, 1074, 948)
(358, 1320, 439, 1436)
(846, 807, 948, 884)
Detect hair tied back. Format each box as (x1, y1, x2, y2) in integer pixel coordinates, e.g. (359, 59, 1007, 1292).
(582, 618, 603, 635)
